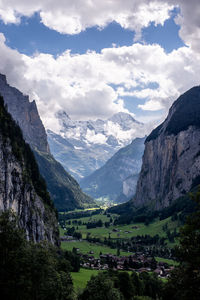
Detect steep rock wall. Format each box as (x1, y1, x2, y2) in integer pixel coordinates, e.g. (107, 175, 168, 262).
(0, 96, 59, 245)
(134, 86, 200, 209)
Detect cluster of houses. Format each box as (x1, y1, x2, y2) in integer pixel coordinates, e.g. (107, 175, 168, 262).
(79, 252, 174, 278)
(60, 232, 175, 278)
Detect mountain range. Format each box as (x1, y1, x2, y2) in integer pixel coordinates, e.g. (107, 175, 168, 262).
(47, 110, 145, 181)
(80, 137, 145, 203)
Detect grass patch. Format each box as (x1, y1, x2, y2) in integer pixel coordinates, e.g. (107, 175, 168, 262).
(61, 240, 131, 258)
(71, 268, 133, 291)
(66, 215, 179, 242)
(71, 268, 100, 291)
(155, 257, 179, 266)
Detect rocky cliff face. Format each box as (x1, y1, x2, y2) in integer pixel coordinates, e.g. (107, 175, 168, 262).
(0, 96, 59, 245)
(0, 74, 49, 153)
(134, 86, 200, 209)
(0, 74, 94, 211)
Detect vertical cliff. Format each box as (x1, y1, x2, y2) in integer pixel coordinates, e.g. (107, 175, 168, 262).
(134, 86, 200, 209)
(0, 96, 59, 245)
(0, 74, 94, 211)
(0, 74, 49, 153)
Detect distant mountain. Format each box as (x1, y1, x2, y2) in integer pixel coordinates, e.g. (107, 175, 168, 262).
(134, 86, 200, 209)
(48, 111, 145, 181)
(0, 95, 59, 245)
(80, 137, 145, 203)
(0, 74, 95, 211)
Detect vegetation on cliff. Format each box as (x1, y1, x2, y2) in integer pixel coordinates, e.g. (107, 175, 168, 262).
(146, 86, 200, 142)
(0, 95, 54, 209)
(34, 150, 96, 211)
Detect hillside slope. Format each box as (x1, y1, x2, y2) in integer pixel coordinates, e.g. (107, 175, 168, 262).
(80, 137, 145, 203)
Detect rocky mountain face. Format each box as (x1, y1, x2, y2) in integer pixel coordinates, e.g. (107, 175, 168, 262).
(48, 111, 145, 181)
(80, 137, 145, 203)
(134, 86, 200, 210)
(0, 96, 59, 245)
(0, 74, 94, 211)
(0, 74, 49, 153)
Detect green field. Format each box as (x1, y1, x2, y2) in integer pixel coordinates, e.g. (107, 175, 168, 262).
(61, 240, 131, 257)
(155, 257, 179, 266)
(71, 268, 100, 291)
(60, 210, 179, 271)
(61, 212, 178, 242)
(60, 211, 179, 292)
(71, 268, 133, 291)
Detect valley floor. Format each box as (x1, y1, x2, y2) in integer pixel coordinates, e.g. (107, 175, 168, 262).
(59, 208, 179, 289)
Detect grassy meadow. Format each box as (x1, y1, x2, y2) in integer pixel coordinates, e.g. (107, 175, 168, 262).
(61, 240, 130, 257)
(59, 208, 179, 290)
(60, 211, 178, 241)
(71, 268, 100, 291)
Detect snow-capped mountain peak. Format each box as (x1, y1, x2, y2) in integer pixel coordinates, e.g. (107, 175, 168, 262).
(55, 111, 144, 146)
(108, 112, 139, 124)
(47, 111, 146, 181)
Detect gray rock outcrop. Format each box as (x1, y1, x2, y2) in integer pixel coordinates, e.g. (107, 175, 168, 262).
(134, 86, 200, 209)
(0, 74, 49, 153)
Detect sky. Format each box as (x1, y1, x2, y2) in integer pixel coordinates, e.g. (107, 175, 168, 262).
(0, 0, 200, 134)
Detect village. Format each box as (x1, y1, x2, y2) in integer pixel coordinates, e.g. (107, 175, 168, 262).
(61, 235, 174, 278)
(80, 252, 174, 278)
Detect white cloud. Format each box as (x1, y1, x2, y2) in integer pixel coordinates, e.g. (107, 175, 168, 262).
(85, 130, 107, 144)
(2, 0, 200, 57)
(0, 0, 199, 140)
(138, 100, 164, 111)
(0, 0, 173, 37)
(1, 1, 200, 54)
(0, 31, 200, 133)
(170, 0, 200, 52)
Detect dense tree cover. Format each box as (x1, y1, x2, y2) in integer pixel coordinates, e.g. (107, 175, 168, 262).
(78, 270, 163, 300)
(86, 219, 103, 229)
(0, 95, 54, 210)
(163, 189, 200, 300)
(86, 234, 173, 260)
(0, 211, 77, 300)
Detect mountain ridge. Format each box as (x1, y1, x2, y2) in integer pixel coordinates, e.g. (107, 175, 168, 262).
(0, 73, 95, 211)
(48, 110, 145, 181)
(80, 137, 145, 203)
